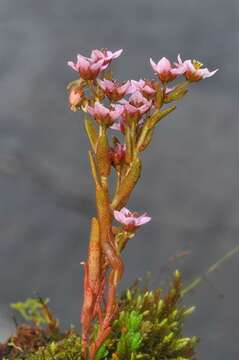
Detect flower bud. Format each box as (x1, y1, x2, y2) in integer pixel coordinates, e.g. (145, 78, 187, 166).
(110, 142, 126, 167)
(69, 87, 83, 111)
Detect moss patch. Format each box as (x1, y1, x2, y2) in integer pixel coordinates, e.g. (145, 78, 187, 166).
(1, 271, 198, 360)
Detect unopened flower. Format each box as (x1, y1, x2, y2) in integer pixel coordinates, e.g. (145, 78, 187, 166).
(114, 207, 151, 231)
(91, 48, 123, 69)
(110, 142, 126, 167)
(97, 79, 130, 101)
(130, 80, 157, 99)
(68, 54, 104, 80)
(175, 55, 218, 81)
(150, 57, 183, 83)
(87, 102, 123, 126)
(69, 87, 83, 111)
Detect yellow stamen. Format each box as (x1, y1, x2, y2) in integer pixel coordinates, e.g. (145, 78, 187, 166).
(192, 59, 203, 69)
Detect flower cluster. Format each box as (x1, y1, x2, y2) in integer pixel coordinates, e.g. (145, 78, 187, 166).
(67, 48, 217, 360)
(68, 49, 218, 129)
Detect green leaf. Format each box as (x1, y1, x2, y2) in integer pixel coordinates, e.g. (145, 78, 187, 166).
(94, 343, 109, 360)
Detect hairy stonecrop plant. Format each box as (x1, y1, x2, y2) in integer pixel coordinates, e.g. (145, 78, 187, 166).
(66, 48, 217, 359)
(0, 49, 217, 360)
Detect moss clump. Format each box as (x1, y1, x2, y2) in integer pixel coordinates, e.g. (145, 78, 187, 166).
(1, 271, 198, 360)
(108, 270, 198, 359)
(0, 324, 64, 359)
(27, 334, 82, 360)
(0, 298, 62, 359)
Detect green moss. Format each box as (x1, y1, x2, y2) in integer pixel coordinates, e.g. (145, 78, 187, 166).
(27, 334, 82, 360)
(10, 298, 51, 327)
(1, 271, 198, 360)
(108, 270, 198, 359)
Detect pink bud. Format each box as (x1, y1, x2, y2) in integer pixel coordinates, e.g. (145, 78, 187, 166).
(110, 142, 126, 167)
(69, 88, 83, 111)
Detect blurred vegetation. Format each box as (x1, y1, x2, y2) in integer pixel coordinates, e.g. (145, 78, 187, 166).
(0, 271, 198, 360)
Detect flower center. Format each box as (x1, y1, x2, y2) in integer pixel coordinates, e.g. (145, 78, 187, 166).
(192, 60, 203, 70)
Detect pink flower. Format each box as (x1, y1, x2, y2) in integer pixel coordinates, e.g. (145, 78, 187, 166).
(123, 102, 148, 121)
(87, 102, 123, 126)
(68, 49, 123, 79)
(69, 88, 83, 111)
(110, 142, 126, 166)
(68, 54, 104, 80)
(150, 57, 182, 82)
(97, 79, 130, 101)
(129, 91, 152, 108)
(120, 92, 152, 121)
(114, 207, 151, 231)
(90, 48, 123, 69)
(175, 55, 218, 81)
(130, 80, 156, 99)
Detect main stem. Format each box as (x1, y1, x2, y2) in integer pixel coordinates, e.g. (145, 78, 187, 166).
(82, 124, 137, 359)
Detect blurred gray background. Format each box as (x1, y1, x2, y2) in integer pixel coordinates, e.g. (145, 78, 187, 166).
(0, 0, 238, 358)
